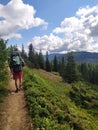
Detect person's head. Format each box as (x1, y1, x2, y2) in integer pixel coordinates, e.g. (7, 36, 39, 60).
(13, 47, 18, 51)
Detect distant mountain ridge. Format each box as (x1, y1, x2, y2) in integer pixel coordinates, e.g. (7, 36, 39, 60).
(48, 51, 98, 63)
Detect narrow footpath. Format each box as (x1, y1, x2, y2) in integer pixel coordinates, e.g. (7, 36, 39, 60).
(0, 80, 31, 130)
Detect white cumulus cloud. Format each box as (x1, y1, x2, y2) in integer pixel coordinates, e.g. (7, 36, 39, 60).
(29, 33, 63, 54)
(30, 4, 98, 54)
(0, 0, 48, 39)
(34, 4, 98, 53)
(77, 5, 98, 37)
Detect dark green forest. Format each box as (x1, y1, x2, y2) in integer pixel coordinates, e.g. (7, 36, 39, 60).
(0, 39, 98, 130)
(0, 39, 9, 102)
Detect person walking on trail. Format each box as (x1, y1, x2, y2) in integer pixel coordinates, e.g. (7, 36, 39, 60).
(9, 48, 25, 93)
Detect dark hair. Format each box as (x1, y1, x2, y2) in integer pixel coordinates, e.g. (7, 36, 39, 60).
(14, 47, 18, 51)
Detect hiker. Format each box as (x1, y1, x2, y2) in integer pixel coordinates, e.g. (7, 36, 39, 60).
(9, 48, 25, 93)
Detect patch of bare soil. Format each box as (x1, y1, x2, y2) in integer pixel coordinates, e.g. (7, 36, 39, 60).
(0, 80, 31, 130)
(34, 69, 62, 82)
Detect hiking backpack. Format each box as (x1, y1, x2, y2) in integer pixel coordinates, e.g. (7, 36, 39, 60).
(12, 55, 21, 66)
(10, 51, 22, 72)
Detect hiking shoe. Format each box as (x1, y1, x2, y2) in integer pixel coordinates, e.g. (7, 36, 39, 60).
(19, 85, 23, 90)
(15, 88, 18, 93)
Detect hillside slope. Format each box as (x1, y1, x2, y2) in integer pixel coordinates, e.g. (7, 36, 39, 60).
(48, 51, 98, 63)
(23, 68, 98, 130)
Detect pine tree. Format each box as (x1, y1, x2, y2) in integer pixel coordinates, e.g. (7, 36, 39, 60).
(58, 56, 65, 75)
(63, 52, 78, 83)
(79, 63, 89, 81)
(53, 55, 58, 72)
(21, 44, 25, 57)
(38, 50, 45, 69)
(21, 44, 27, 60)
(34, 52, 40, 68)
(45, 51, 51, 72)
(28, 43, 35, 67)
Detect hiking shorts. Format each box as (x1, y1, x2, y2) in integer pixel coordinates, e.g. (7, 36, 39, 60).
(13, 71, 23, 80)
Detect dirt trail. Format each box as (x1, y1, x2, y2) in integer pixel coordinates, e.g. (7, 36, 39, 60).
(0, 80, 31, 130)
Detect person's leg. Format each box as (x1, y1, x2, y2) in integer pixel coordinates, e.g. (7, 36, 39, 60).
(19, 71, 23, 89)
(19, 77, 22, 88)
(15, 79, 18, 92)
(13, 73, 19, 92)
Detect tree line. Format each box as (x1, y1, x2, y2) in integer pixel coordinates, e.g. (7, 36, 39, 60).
(0, 39, 9, 86)
(1, 39, 98, 85)
(20, 43, 98, 85)
(22, 43, 98, 85)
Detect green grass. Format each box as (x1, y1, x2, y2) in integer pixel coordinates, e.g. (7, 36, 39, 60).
(0, 73, 9, 103)
(23, 68, 98, 130)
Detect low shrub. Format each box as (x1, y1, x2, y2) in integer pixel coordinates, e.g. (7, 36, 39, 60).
(23, 68, 98, 130)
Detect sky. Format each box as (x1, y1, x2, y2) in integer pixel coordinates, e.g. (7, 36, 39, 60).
(0, 0, 98, 54)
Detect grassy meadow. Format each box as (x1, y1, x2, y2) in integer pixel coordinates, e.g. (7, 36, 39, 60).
(23, 67, 98, 130)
